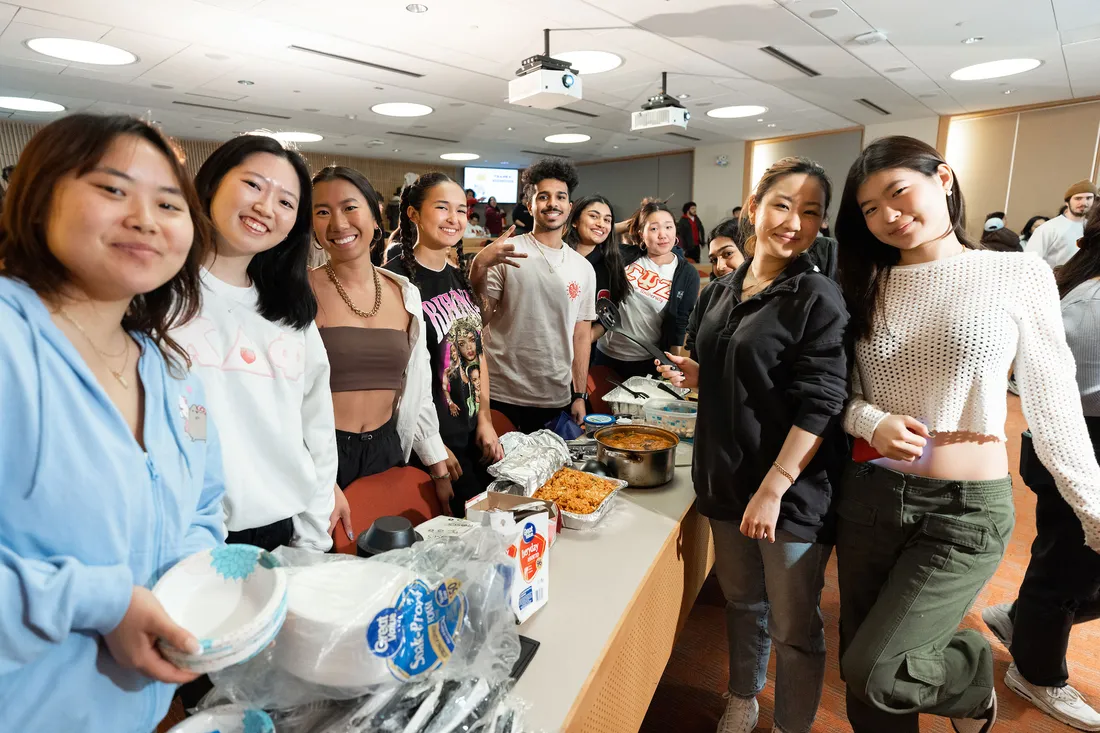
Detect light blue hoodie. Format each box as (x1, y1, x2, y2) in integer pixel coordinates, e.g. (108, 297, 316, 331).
(0, 277, 226, 733)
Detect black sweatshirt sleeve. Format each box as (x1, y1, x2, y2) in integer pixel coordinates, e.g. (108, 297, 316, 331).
(787, 280, 850, 436)
(673, 264, 701, 348)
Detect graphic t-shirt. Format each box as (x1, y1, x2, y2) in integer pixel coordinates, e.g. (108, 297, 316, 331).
(385, 258, 483, 441)
(598, 255, 678, 361)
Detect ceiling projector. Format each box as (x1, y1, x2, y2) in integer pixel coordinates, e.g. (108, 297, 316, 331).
(508, 53, 582, 109)
(631, 91, 690, 132)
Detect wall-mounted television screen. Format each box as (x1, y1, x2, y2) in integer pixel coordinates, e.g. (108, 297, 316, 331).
(463, 167, 519, 205)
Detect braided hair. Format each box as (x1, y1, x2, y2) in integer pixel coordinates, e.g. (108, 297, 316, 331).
(398, 172, 474, 300)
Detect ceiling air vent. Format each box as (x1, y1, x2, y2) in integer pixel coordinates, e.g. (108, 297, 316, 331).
(760, 46, 821, 77)
(289, 45, 424, 79)
(555, 106, 599, 119)
(171, 101, 291, 120)
(387, 131, 460, 144)
(855, 98, 891, 115)
(520, 149, 569, 158)
(666, 131, 701, 142)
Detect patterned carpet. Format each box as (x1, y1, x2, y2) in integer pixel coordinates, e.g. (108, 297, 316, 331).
(641, 395, 1099, 733)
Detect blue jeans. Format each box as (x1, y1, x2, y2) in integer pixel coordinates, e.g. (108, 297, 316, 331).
(710, 519, 831, 733)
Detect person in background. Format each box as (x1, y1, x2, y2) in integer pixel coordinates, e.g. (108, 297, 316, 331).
(385, 172, 506, 513)
(172, 134, 338, 553)
(981, 215, 1022, 252)
(470, 158, 596, 432)
(310, 166, 454, 515)
(484, 196, 505, 237)
(0, 164, 13, 210)
(676, 200, 706, 261)
(1027, 180, 1097, 268)
(595, 199, 700, 379)
(981, 202, 1100, 731)
(564, 193, 631, 353)
(512, 192, 534, 235)
(465, 211, 487, 238)
(732, 205, 743, 219)
(385, 186, 401, 232)
(465, 187, 479, 212)
(659, 157, 848, 733)
(0, 114, 224, 732)
(708, 218, 747, 279)
(1020, 215, 1050, 246)
(835, 136, 1100, 733)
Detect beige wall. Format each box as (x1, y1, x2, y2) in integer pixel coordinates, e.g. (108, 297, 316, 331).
(692, 142, 746, 237)
(863, 117, 939, 150)
(750, 129, 863, 227)
(0, 120, 457, 208)
(944, 100, 1100, 234)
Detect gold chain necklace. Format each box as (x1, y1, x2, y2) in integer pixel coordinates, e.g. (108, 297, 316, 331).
(531, 234, 567, 273)
(58, 309, 131, 389)
(325, 262, 382, 319)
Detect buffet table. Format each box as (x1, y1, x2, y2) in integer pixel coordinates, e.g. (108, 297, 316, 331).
(513, 465, 713, 733)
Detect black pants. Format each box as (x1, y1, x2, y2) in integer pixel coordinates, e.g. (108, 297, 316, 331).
(490, 399, 569, 434)
(592, 347, 659, 381)
(336, 417, 404, 489)
(1009, 417, 1100, 687)
(410, 432, 493, 516)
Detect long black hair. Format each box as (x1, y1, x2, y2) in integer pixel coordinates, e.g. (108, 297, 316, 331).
(709, 218, 747, 257)
(1056, 202, 1100, 299)
(836, 135, 976, 341)
(398, 172, 474, 297)
(311, 165, 386, 263)
(1021, 214, 1049, 239)
(195, 134, 316, 329)
(564, 194, 630, 305)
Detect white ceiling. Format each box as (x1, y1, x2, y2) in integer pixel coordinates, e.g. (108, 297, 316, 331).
(1, 0, 1098, 166)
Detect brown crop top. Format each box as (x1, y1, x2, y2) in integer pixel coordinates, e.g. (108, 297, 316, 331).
(319, 327, 410, 392)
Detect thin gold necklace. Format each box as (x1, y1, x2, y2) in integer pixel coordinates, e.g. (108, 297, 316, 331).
(531, 234, 567, 273)
(58, 309, 131, 388)
(325, 261, 382, 319)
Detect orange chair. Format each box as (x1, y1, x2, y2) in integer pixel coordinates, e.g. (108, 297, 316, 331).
(491, 408, 516, 436)
(587, 364, 620, 415)
(333, 466, 442, 555)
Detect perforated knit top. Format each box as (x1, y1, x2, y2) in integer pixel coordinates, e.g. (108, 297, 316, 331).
(843, 249, 1100, 550)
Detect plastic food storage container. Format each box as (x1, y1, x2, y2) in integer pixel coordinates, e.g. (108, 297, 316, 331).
(642, 398, 698, 439)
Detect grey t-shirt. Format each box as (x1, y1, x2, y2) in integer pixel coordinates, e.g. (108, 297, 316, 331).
(1063, 278, 1100, 416)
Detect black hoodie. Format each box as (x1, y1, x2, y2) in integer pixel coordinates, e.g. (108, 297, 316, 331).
(691, 254, 849, 542)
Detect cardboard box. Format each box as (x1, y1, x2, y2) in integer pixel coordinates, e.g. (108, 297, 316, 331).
(465, 492, 551, 623)
(466, 490, 561, 546)
(415, 515, 479, 542)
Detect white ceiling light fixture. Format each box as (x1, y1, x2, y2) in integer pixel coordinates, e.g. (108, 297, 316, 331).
(708, 105, 768, 119)
(270, 131, 323, 143)
(544, 133, 590, 143)
(962, 36, 984, 44)
(441, 153, 479, 161)
(371, 102, 433, 117)
(27, 37, 137, 66)
(552, 51, 622, 75)
(238, 79, 254, 85)
(0, 96, 65, 112)
(951, 58, 1041, 80)
(406, 3, 428, 12)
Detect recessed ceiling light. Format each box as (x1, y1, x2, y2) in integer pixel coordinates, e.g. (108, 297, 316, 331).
(507, 127, 514, 131)
(238, 79, 254, 85)
(962, 36, 984, 44)
(708, 105, 769, 119)
(26, 37, 137, 65)
(269, 131, 323, 142)
(406, 3, 428, 12)
(1003, 89, 1015, 94)
(545, 133, 591, 144)
(756, 118, 764, 122)
(0, 96, 66, 113)
(441, 153, 479, 161)
(393, 148, 400, 152)
(951, 58, 1041, 80)
(767, 123, 777, 127)
(612, 145, 619, 149)
(371, 102, 433, 117)
(809, 8, 838, 18)
(552, 51, 622, 75)
(678, 93, 690, 99)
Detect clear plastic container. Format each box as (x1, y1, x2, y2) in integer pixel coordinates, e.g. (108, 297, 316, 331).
(642, 398, 698, 439)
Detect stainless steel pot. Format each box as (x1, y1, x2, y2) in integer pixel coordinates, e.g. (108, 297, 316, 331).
(594, 425, 679, 488)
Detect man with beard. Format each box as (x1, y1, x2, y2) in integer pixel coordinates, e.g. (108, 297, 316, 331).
(469, 158, 597, 432)
(1027, 180, 1097, 267)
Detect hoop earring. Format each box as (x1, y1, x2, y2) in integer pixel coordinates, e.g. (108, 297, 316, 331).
(372, 228, 383, 244)
(312, 240, 324, 251)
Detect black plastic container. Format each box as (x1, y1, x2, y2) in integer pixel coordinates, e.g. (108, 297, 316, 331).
(355, 516, 423, 558)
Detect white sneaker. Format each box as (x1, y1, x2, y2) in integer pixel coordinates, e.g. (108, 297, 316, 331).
(981, 603, 1014, 648)
(1006, 663, 1100, 731)
(717, 693, 759, 733)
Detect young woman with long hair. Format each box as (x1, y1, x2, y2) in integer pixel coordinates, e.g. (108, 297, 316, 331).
(484, 195, 506, 237)
(564, 194, 630, 352)
(834, 135, 1100, 733)
(980, 203, 1100, 730)
(309, 166, 454, 514)
(595, 199, 699, 379)
(0, 114, 224, 732)
(658, 157, 848, 733)
(171, 134, 339, 553)
(384, 171, 506, 512)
